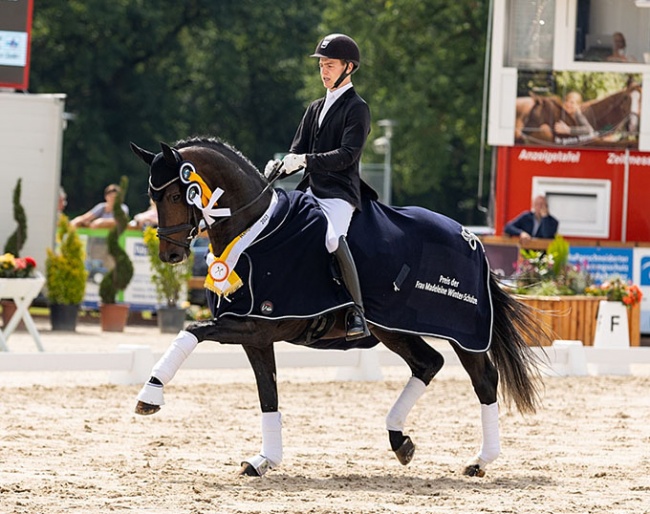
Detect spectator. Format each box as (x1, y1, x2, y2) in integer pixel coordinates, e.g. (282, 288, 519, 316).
(70, 184, 129, 229)
(58, 187, 67, 215)
(129, 200, 158, 229)
(504, 195, 559, 242)
(607, 32, 635, 63)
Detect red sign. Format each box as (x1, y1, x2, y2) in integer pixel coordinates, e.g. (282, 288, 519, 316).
(495, 146, 650, 243)
(0, 0, 34, 90)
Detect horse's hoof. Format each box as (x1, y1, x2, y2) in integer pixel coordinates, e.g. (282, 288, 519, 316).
(463, 464, 486, 477)
(135, 401, 161, 416)
(238, 462, 261, 477)
(394, 435, 415, 465)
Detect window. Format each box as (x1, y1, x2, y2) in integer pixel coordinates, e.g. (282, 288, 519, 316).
(505, 0, 556, 69)
(532, 176, 611, 237)
(575, 0, 650, 64)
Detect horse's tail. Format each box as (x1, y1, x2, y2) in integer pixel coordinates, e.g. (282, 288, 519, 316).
(488, 273, 548, 415)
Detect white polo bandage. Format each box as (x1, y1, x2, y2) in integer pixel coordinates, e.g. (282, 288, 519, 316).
(151, 330, 199, 384)
(386, 376, 427, 432)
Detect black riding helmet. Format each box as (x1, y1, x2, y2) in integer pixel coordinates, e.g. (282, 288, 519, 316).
(311, 33, 360, 89)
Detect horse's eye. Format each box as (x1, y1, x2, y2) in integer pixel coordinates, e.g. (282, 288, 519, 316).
(170, 193, 183, 204)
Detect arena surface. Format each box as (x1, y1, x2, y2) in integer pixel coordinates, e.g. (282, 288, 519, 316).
(1, 324, 649, 513)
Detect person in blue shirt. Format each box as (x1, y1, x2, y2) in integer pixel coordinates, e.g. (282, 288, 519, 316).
(504, 195, 559, 242)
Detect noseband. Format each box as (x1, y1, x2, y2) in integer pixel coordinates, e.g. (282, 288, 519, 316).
(150, 160, 279, 250)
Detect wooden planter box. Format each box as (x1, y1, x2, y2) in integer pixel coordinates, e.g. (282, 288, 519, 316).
(514, 295, 640, 347)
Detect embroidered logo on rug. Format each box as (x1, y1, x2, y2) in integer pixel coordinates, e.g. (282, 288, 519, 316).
(260, 301, 274, 315)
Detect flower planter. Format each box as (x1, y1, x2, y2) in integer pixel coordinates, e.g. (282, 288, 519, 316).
(0, 274, 46, 331)
(515, 295, 640, 347)
(50, 303, 80, 331)
(100, 303, 130, 332)
(156, 306, 187, 333)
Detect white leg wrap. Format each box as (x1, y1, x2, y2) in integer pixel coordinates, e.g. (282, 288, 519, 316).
(136, 381, 165, 406)
(476, 402, 500, 466)
(150, 330, 198, 384)
(260, 411, 283, 467)
(386, 376, 427, 432)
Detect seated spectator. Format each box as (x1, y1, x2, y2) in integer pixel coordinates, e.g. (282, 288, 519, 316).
(128, 200, 158, 229)
(70, 184, 129, 229)
(606, 32, 636, 63)
(504, 195, 559, 243)
(58, 187, 67, 215)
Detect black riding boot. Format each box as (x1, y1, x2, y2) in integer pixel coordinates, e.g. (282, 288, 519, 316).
(334, 236, 371, 341)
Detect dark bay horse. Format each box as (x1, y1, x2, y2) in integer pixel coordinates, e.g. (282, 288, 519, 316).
(131, 137, 548, 478)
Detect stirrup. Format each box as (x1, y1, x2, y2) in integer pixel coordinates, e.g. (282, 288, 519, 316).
(345, 308, 370, 341)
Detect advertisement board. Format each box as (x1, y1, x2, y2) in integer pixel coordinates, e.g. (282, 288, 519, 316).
(77, 229, 158, 311)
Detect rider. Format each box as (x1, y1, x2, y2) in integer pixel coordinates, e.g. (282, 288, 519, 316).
(269, 33, 371, 341)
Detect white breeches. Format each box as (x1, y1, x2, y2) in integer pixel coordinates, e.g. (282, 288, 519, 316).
(306, 188, 354, 253)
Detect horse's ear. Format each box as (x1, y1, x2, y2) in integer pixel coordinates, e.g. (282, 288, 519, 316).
(160, 142, 181, 166)
(130, 142, 156, 165)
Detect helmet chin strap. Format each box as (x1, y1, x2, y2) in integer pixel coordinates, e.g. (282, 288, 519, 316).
(332, 61, 356, 89)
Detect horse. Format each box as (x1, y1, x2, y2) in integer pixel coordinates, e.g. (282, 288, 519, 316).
(130, 137, 548, 478)
(516, 81, 641, 146)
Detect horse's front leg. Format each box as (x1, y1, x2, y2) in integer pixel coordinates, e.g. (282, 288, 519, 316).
(134, 318, 262, 415)
(135, 328, 200, 415)
(238, 344, 282, 477)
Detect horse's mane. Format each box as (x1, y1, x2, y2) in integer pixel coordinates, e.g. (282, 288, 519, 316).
(174, 136, 259, 174)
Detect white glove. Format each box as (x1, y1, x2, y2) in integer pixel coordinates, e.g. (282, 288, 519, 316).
(264, 159, 282, 179)
(281, 153, 306, 175)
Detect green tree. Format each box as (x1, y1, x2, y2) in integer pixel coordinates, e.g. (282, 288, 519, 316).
(320, 0, 490, 223)
(30, 0, 320, 217)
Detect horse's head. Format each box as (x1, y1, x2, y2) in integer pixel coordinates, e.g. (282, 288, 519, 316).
(131, 138, 270, 263)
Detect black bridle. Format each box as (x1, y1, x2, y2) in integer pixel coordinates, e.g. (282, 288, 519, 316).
(152, 160, 284, 250)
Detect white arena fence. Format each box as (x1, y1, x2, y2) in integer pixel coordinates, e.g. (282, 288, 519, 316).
(1, 342, 650, 385)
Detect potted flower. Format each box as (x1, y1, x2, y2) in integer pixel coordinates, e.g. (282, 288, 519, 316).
(585, 277, 643, 307)
(45, 215, 88, 331)
(142, 225, 193, 332)
(509, 235, 643, 346)
(99, 176, 134, 331)
(0, 253, 43, 331)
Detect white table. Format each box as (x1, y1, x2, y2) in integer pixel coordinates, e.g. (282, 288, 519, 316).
(0, 273, 46, 352)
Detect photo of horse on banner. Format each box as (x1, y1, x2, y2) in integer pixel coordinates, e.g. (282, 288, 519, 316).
(515, 74, 641, 149)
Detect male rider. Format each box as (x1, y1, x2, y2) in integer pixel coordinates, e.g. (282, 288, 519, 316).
(268, 33, 371, 341)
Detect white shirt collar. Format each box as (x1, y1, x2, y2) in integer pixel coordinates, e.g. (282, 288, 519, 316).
(319, 82, 353, 126)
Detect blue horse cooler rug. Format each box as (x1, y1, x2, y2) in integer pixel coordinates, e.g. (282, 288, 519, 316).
(207, 189, 493, 353)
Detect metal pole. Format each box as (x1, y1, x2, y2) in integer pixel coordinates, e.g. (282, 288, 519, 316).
(383, 134, 392, 205)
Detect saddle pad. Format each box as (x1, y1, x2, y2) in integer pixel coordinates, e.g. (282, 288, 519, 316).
(208, 189, 493, 352)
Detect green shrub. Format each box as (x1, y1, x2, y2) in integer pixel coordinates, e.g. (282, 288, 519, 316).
(4, 178, 27, 256)
(46, 215, 88, 305)
(99, 176, 134, 304)
(143, 226, 192, 307)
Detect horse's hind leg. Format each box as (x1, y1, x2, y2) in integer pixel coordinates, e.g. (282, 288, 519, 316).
(376, 331, 444, 466)
(453, 347, 499, 477)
